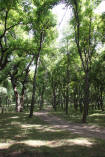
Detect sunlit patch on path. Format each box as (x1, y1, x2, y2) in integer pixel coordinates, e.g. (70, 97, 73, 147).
(34, 110, 105, 140)
(0, 137, 94, 150)
(21, 138, 94, 147)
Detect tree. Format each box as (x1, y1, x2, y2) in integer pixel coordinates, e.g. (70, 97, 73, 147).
(29, 0, 57, 117)
(64, 0, 103, 122)
(0, 0, 26, 70)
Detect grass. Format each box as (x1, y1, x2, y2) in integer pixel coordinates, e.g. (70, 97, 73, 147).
(0, 112, 105, 157)
(88, 110, 105, 127)
(50, 108, 105, 127)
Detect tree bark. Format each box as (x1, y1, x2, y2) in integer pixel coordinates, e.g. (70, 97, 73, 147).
(29, 55, 40, 117)
(82, 71, 89, 123)
(40, 83, 45, 110)
(20, 56, 35, 111)
(20, 87, 25, 112)
(65, 39, 70, 115)
(11, 79, 21, 112)
(29, 32, 43, 118)
(73, 1, 92, 122)
(53, 83, 57, 111)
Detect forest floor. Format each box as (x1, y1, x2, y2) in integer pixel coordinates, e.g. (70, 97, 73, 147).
(0, 108, 105, 157)
(34, 107, 105, 140)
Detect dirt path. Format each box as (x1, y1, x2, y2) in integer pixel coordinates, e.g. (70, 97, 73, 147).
(34, 109, 105, 140)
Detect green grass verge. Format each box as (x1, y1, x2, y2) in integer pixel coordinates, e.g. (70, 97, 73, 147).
(88, 110, 105, 127)
(50, 109, 105, 127)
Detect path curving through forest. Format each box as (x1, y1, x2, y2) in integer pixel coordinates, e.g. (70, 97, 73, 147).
(34, 108, 105, 140)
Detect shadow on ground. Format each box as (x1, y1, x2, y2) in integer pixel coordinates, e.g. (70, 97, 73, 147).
(0, 112, 105, 157)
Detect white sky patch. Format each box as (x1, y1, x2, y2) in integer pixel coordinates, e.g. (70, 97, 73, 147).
(95, 1, 105, 14)
(52, 1, 105, 41)
(52, 3, 72, 41)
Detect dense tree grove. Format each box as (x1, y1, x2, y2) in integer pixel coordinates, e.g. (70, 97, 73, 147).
(0, 0, 105, 123)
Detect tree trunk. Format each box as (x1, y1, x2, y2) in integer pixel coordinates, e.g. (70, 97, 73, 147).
(82, 71, 89, 123)
(29, 55, 40, 117)
(79, 98, 83, 113)
(29, 32, 43, 118)
(40, 83, 45, 110)
(100, 88, 104, 111)
(53, 86, 57, 111)
(65, 87, 69, 114)
(51, 77, 57, 111)
(65, 41, 70, 115)
(20, 88, 25, 112)
(11, 78, 21, 112)
(20, 57, 34, 112)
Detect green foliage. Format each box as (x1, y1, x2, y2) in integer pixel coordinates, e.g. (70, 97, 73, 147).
(0, 0, 19, 10)
(0, 0, 105, 122)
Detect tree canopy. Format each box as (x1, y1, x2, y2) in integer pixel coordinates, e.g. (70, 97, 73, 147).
(0, 0, 105, 123)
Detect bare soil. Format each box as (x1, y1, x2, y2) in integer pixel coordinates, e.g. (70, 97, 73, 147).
(34, 109, 105, 140)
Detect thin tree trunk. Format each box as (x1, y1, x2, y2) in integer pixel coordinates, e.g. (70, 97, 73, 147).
(20, 87, 25, 112)
(20, 56, 35, 111)
(65, 39, 70, 115)
(11, 78, 21, 112)
(13, 86, 21, 112)
(73, 1, 91, 122)
(100, 87, 104, 111)
(65, 86, 69, 114)
(82, 71, 89, 123)
(51, 76, 57, 111)
(53, 85, 57, 111)
(40, 83, 45, 110)
(29, 55, 40, 117)
(29, 32, 43, 118)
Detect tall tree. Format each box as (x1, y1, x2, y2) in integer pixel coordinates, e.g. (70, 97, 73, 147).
(65, 0, 102, 122)
(29, 0, 57, 117)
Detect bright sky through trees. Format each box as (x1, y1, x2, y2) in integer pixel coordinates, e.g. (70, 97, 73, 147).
(95, 0, 105, 14)
(52, 3, 71, 40)
(52, 1, 105, 41)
